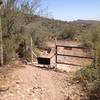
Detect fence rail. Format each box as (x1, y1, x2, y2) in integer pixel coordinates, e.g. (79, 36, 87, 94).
(55, 45, 94, 66)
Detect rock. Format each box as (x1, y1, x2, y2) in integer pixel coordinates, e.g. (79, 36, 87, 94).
(0, 86, 9, 92)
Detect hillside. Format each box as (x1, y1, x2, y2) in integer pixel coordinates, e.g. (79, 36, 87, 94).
(1, 0, 100, 100)
(24, 15, 100, 41)
(2, 12, 100, 64)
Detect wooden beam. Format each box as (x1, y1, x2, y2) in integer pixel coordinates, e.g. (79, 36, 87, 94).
(57, 61, 81, 66)
(56, 44, 86, 49)
(57, 54, 94, 59)
(56, 45, 57, 63)
(32, 51, 37, 58)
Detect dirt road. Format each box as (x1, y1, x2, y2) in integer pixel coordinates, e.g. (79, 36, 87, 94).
(0, 63, 82, 100)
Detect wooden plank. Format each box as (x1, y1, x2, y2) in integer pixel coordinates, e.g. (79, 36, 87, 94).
(55, 42, 93, 66)
(56, 44, 86, 49)
(56, 45, 57, 63)
(57, 54, 94, 59)
(57, 61, 81, 66)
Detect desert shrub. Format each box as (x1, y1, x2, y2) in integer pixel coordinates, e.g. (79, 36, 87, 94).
(58, 28, 75, 40)
(24, 22, 48, 48)
(3, 33, 32, 64)
(16, 39, 39, 62)
(75, 65, 100, 99)
(3, 36, 18, 64)
(75, 25, 100, 99)
(16, 40, 26, 58)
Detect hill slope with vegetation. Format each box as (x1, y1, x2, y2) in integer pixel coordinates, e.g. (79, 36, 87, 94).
(0, 0, 100, 99)
(2, 0, 100, 63)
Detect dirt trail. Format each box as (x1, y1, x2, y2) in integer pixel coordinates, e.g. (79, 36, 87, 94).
(0, 63, 82, 100)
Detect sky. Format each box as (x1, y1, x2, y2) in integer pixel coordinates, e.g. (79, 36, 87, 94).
(41, 0, 100, 21)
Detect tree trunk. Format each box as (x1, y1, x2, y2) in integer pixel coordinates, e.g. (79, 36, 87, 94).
(0, 4, 3, 66)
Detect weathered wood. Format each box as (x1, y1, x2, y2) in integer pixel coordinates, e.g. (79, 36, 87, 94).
(57, 54, 94, 59)
(32, 50, 37, 58)
(56, 44, 86, 49)
(55, 42, 93, 66)
(57, 61, 81, 66)
(56, 46, 57, 63)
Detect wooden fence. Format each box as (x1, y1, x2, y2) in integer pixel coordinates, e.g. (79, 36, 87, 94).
(55, 44, 94, 66)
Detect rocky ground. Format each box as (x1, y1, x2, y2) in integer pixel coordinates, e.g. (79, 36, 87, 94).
(0, 61, 84, 100)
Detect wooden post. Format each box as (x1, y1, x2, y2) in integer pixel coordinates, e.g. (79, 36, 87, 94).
(56, 46, 57, 63)
(0, 1, 3, 66)
(55, 37, 57, 70)
(31, 37, 33, 63)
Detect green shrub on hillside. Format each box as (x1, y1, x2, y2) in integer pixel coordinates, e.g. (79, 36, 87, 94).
(75, 25, 100, 99)
(58, 28, 75, 40)
(3, 34, 31, 64)
(75, 66, 100, 99)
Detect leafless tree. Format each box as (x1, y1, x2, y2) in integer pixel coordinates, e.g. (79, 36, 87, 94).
(2, 0, 43, 35)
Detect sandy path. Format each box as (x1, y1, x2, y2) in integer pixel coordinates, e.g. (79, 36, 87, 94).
(0, 64, 82, 100)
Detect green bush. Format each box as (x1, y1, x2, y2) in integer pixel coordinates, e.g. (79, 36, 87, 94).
(3, 36, 18, 64)
(3, 34, 32, 64)
(75, 65, 100, 99)
(58, 28, 75, 40)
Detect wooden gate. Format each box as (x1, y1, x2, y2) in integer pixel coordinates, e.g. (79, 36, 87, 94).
(55, 44, 94, 66)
